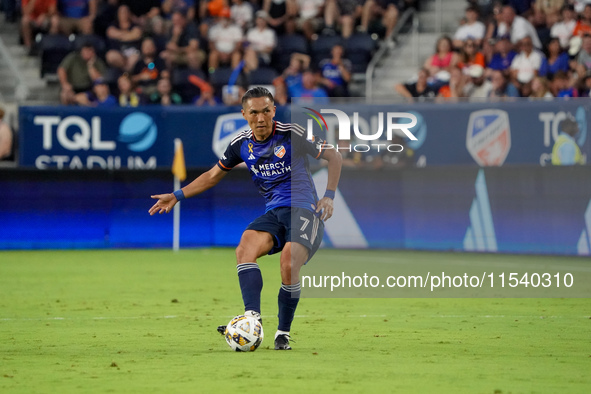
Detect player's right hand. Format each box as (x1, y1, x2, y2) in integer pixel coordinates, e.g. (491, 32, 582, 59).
(149, 193, 177, 215)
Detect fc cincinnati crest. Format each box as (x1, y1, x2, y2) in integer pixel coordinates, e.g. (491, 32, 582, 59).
(466, 109, 511, 166)
(274, 145, 286, 158)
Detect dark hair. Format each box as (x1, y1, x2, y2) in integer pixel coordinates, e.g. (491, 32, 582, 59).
(241, 86, 274, 106)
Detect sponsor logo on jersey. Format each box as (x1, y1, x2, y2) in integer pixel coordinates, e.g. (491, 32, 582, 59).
(466, 109, 511, 166)
(274, 145, 286, 158)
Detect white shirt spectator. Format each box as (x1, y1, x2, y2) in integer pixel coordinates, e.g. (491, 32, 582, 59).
(231, 2, 254, 28)
(209, 22, 243, 54)
(498, 15, 543, 48)
(550, 19, 577, 48)
(573, 0, 591, 13)
(454, 21, 486, 42)
(298, 0, 324, 20)
(246, 26, 276, 53)
(511, 49, 545, 83)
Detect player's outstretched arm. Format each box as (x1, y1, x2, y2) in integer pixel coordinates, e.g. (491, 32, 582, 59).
(315, 148, 342, 221)
(149, 165, 228, 215)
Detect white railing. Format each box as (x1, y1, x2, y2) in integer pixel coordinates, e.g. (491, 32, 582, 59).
(0, 36, 29, 102)
(365, 8, 417, 100)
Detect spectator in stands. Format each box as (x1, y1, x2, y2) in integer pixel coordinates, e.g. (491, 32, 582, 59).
(117, 73, 141, 106)
(58, 42, 107, 104)
(534, 0, 564, 20)
(458, 38, 486, 74)
(572, 4, 591, 37)
(437, 66, 465, 101)
(394, 68, 438, 101)
(359, 0, 399, 41)
(161, 10, 202, 68)
(482, 2, 504, 60)
(55, 0, 97, 35)
(272, 76, 289, 104)
(423, 35, 459, 77)
(207, 8, 243, 72)
(193, 84, 222, 106)
(294, 0, 324, 40)
(510, 36, 545, 85)
(529, 75, 554, 98)
(262, 0, 291, 34)
(131, 37, 168, 95)
(539, 37, 569, 76)
(0, 107, 14, 161)
(281, 52, 311, 95)
(162, 0, 196, 21)
(487, 35, 518, 73)
(497, 5, 542, 48)
(244, 11, 277, 67)
(488, 68, 520, 97)
(231, 0, 254, 29)
(550, 70, 577, 96)
(119, 0, 161, 26)
(576, 33, 591, 75)
(324, 0, 363, 39)
(21, 0, 57, 54)
(550, 4, 576, 48)
(530, 6, 551, 46)
(463, 64, 493, 98)
(289, 69, 330, 103)
(75, 78, 118, 107)
(105, 4, 143, 72)
(453, 6, 486, 49)
(94, 0, 119, 38)
(318, 44, 352, 97)
(150, 77, 183, 104)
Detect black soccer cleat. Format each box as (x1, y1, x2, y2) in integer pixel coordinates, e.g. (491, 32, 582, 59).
(274, 334, 292, 350)
(217, 325, 226, 335)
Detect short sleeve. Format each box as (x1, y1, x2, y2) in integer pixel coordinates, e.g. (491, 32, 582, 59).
(217, 138, 244, 171)
(291, 123, 326, 160)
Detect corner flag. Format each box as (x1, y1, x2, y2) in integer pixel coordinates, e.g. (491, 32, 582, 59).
(172, 139, 185, 251)
(172, 139, 186, 181)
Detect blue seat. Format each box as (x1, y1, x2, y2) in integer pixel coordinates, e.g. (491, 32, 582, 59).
(272, 34, 308, 71)
(40, 34, 73, 77)
(344, 33, 377, 73)
(247, 67, 278, 85)
(172, 68, 208, 102)
(209, 67, 234, 96)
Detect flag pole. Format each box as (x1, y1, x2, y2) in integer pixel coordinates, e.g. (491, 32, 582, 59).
(173, 138, 181, 252)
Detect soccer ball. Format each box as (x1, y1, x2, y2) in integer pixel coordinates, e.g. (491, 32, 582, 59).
(224, 315, 264, 352)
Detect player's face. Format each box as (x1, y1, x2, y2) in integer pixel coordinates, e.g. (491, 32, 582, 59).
(242, 97, 276, 138)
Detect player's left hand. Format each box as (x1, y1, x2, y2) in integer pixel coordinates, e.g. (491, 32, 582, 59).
(149, 193, 177, 215)
(315, 197, 334, 221)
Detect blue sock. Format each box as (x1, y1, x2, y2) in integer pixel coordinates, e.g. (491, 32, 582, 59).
(277, 282, 301, 332)
(237, 263, 263, 314)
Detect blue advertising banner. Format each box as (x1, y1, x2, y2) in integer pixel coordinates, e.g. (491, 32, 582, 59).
(18, 106, 291, 169)
(19, 101, 590, 169)
(1, 167, 590, 255)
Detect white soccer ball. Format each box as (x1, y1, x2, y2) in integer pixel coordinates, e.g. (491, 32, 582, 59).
(224, 315, 264, 352)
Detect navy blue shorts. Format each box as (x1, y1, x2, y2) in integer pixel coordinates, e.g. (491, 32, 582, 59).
(245, 207, 324, 262)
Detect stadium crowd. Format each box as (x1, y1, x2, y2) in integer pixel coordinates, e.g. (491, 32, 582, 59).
(2, 0, 421, 107)
(395, 0, 591, 101)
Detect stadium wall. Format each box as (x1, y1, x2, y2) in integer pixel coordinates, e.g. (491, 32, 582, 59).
(1, 167, 590, 255)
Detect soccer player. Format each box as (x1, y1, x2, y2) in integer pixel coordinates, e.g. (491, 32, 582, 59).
(149, 87, 342, 350)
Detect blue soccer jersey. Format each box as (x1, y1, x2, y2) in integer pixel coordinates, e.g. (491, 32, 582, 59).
(217, 121, 326, 212)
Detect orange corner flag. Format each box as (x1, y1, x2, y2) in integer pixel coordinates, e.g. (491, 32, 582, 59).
(172, 139, 186, 182)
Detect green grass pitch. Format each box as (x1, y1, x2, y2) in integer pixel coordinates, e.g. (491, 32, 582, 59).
(0, 249, 589, 393)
